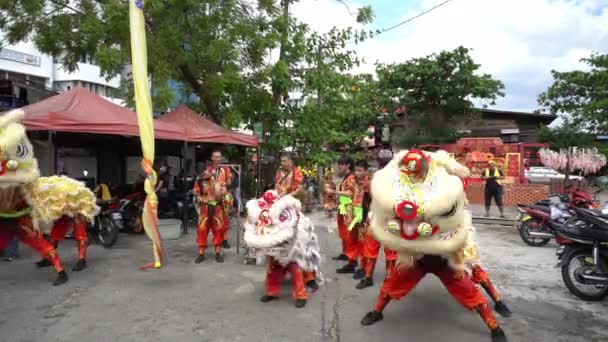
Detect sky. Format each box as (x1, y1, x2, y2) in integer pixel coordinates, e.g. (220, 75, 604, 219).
(291, 0, 608, 112)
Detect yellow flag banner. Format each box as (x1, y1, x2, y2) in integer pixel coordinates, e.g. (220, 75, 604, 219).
(128, 0, 164, 269)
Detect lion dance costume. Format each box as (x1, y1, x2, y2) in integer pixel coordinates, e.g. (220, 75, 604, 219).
(360, 149, 509, 342)
(0, 110, 98, 285)
(244, 191, 322, 308)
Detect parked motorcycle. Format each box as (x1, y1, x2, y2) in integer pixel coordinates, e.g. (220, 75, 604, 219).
(555, 207, 608, 301)
(516, 203, 572, 247)
(110, 192, 145, 234)
(88, 200, 121, 248)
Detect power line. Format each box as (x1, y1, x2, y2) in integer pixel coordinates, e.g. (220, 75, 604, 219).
(379, 0, 454, 34)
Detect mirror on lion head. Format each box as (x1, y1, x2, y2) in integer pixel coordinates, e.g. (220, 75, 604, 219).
(0, 110, 40, 185)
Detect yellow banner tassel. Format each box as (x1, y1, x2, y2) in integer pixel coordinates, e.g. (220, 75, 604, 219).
(129, 0, 163, 269)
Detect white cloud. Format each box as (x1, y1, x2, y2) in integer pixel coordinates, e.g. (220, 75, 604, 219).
(292, 0, 608, 111)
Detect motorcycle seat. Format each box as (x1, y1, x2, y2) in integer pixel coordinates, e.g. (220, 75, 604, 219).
(576, 208, 608, 230)
(529, 205, 551, 213)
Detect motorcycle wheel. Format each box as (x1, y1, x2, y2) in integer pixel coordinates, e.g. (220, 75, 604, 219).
(518, 220, 551, 247)
(98, 215, 119, 248)
(561, 249, 608, 301)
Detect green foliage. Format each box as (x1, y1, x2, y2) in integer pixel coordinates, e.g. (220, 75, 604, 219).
(538, 53, 608, 132)
(374, 46, 504, 146)
(537, 117, 595, 150)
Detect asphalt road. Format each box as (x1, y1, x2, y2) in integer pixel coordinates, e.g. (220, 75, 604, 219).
(1, 212, 607, 342)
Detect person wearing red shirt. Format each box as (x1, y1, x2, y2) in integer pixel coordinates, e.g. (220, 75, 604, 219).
(193, 150, 230, 263)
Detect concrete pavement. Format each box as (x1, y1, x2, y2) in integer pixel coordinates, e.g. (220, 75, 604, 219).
(1, 211, 607, 342)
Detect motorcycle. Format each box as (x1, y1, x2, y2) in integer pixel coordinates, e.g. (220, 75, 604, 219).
(88, 200, 121, 248)
(555, 207, 608, 301)
(515, 203, 572, 247)
(110, 192, 145, 234)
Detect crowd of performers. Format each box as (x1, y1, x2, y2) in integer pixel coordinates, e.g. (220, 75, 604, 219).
(244, 150, 510, 341)
(1, 108, 511, 341)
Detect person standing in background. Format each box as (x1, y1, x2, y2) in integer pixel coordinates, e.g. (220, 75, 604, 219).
(482, 161, 505, 218)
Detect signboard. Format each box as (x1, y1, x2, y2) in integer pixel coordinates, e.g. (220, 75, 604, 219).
(0, 48, 41, 66)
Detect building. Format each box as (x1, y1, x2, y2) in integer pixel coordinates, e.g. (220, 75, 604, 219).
(394, 108, 557, 144)
(0, 34, 122, 110)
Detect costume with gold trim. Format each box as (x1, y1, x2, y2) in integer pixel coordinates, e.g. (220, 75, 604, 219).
(360, 149, 509, 342)
(0, 110, 98, 285)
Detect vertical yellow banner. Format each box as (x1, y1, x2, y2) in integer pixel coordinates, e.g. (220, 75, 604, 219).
(128, 0, 163, 269)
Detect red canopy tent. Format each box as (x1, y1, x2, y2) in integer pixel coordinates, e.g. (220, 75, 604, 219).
(19, 87, 183, 140)
(157, 104, 258, 147)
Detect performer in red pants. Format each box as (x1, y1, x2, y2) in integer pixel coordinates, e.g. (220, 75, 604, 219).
(355, 225, 398, 289)
(361, 256, 506, 341)
(194, 150, 230, 263)
(0, 215, 67, 285)
(37, 215, 88, 271)
(332, 155, 356, 270)
(260, 256, 308, 308)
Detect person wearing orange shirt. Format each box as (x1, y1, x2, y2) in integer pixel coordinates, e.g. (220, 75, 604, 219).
(328, 155, 357, 273)
(351, 160, 398, 288)
(193, 150, 230, 263)
(273, 152, 320, 290)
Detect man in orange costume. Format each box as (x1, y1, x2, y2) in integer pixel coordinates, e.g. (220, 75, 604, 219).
(37, 215, 89, 272)
(351, 160, 398, 289)
(331, 155, 358, 273)
(194, 150, 230, 263)
(273, 152, 319, 290)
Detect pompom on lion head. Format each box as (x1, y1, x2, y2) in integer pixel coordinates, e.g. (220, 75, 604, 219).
(369, 149, 471, 256)
(0, 110, 39, 186)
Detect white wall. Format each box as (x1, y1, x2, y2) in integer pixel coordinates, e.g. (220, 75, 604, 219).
(0, 38, 54, 87)
(53, 63, 120, 88)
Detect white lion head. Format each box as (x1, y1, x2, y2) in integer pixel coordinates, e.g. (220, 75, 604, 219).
(0, 110, 40, 186)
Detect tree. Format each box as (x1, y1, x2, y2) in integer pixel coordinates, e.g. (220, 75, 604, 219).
(538, 53, 608, 133)
(374, 46, 505, 146)
(538, 117, 595, 151)
(1, 0, 281, 123)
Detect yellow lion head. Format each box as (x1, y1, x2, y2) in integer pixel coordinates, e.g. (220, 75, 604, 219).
(0, 110, 39, 186)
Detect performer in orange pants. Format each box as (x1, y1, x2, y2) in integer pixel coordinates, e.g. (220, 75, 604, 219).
(355, 228, 398, 289)
(332, 155, 355, 263)
(302, 270, 319, 290)
(1, 215, 67, 286)
(261, 257, 308, 308)
(471, 264, 512, 317)
(361, 256, 505, 340)
(37, 215, 88, 272)
(195, 203, 225, 262)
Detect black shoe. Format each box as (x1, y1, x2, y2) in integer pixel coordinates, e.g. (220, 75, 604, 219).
(260, 295, 278, 303)
(215, 253, 224, 263)
(336, 262, 356, 274)
(491, 327, 507, 342)
(36, 259, 52, 268)
(295, 299, 307, 308)
(332, 254, 348, 261)
(494, 301, 512, 318)
(72, 259, 87, 272)
(353, 268, 365, 279)
(221, 240, 231, 249)
(306, 280, 319, 291)
(356, 277, 374, 289)
(361, 311, 383, 326)
(195, 254, 205, 263)
(53, 271, 68, 286)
